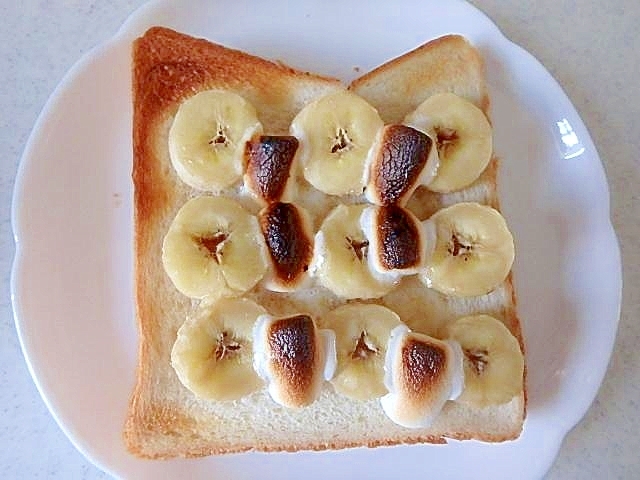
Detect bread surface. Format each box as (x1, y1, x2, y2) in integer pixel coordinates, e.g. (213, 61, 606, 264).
(125, 26, 525, 459)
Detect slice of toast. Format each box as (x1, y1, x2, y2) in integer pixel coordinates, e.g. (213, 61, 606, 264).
(125, 26, 525, 459)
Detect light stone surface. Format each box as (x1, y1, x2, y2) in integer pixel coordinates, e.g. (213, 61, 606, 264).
(1, 1, 637, 478)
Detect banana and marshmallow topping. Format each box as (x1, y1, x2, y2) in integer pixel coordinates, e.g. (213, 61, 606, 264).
(445, 315, 524, 407)
(245, 135, 299, 204)
(253, 314, 336, 408)
(365, 124, 438, 206)
(163, 89, 521, 424)
(380, 325, 464, 428)
(311, 204, 398, 299)
(258, 202, 314, 292)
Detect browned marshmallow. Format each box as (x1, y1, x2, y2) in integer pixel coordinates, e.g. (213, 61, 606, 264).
(245, 135, 298, 204)
(365, 125, 437, 206)
(361, 205, 427, 276)
(381, 326, 463, 428)
(253, 314, 334, 408)
(258, 202, 314, 292)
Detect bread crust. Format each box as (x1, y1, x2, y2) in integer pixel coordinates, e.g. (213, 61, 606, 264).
(126, 26, 526, 459)
(349, 34, 489, 123)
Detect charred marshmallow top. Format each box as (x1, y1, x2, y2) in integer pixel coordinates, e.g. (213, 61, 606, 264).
(381, 325, 464, 428)
(253, 314, 336, 409)
(361, 204, 428, 278)
(244, 135, 299, 204)
(365, 124, 438, 206)
(258, 202, 314, 292)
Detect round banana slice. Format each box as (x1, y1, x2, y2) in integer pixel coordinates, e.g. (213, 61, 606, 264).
(290, 90, 384, 196)
(171, 297, 267, 401)
(319, 304, 402, 400)
(421, 202, 514, 297)
(404, 92, 492, 193)
(169, 89, 263, 191)
(162, 196, 268, 299)
(311, 204, 398, 299)
(446, 314, 524, 407)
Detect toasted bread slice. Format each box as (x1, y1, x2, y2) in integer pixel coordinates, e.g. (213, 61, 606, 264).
(125, 26, 525, 459)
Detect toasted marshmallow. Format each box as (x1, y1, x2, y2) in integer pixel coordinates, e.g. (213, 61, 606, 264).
(253, 314, 336, 408)
(258, 202, 314, 292)
(361, 205, 428, 278)
(244, 135, 298, 204)
(365, 125, 438, 206)
(380, 325, 464, 428)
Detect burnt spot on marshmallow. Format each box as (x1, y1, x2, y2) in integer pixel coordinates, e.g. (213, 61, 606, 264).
(400, 336, 448, 397)
(375, 205, 423, 271)
(380, 330, 457, 428)
(267, 314, 319, 407)
(368, 125, 433, 205)
(259, 202, 313, 288)
(245, 135, 298, 203)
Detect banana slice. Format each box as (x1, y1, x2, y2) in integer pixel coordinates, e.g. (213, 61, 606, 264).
(446, 314, 524, 407)
(311, 204, 398, 299)
(361, 204, 428, 277)
(162, 196, 268, 299)
(253, 313, 336, 408)
(258, 202, 314, 292)
(169, 89, 262, 191)
(171, 297, 267, 401)
(244, 135, 299, 205)
(290, 90, 384, 195)
(365, 124, 438, 206)
(320, 304, 402, 401)
(404, 92, 492, 193)
(421, 202, 514, 297)
(380, 325, 464, 428)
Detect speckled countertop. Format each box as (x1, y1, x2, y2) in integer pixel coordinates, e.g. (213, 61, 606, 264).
(1, 1, 638, 478)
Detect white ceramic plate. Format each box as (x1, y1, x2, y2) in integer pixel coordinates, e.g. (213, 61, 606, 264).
(11, 0, 622, 478)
